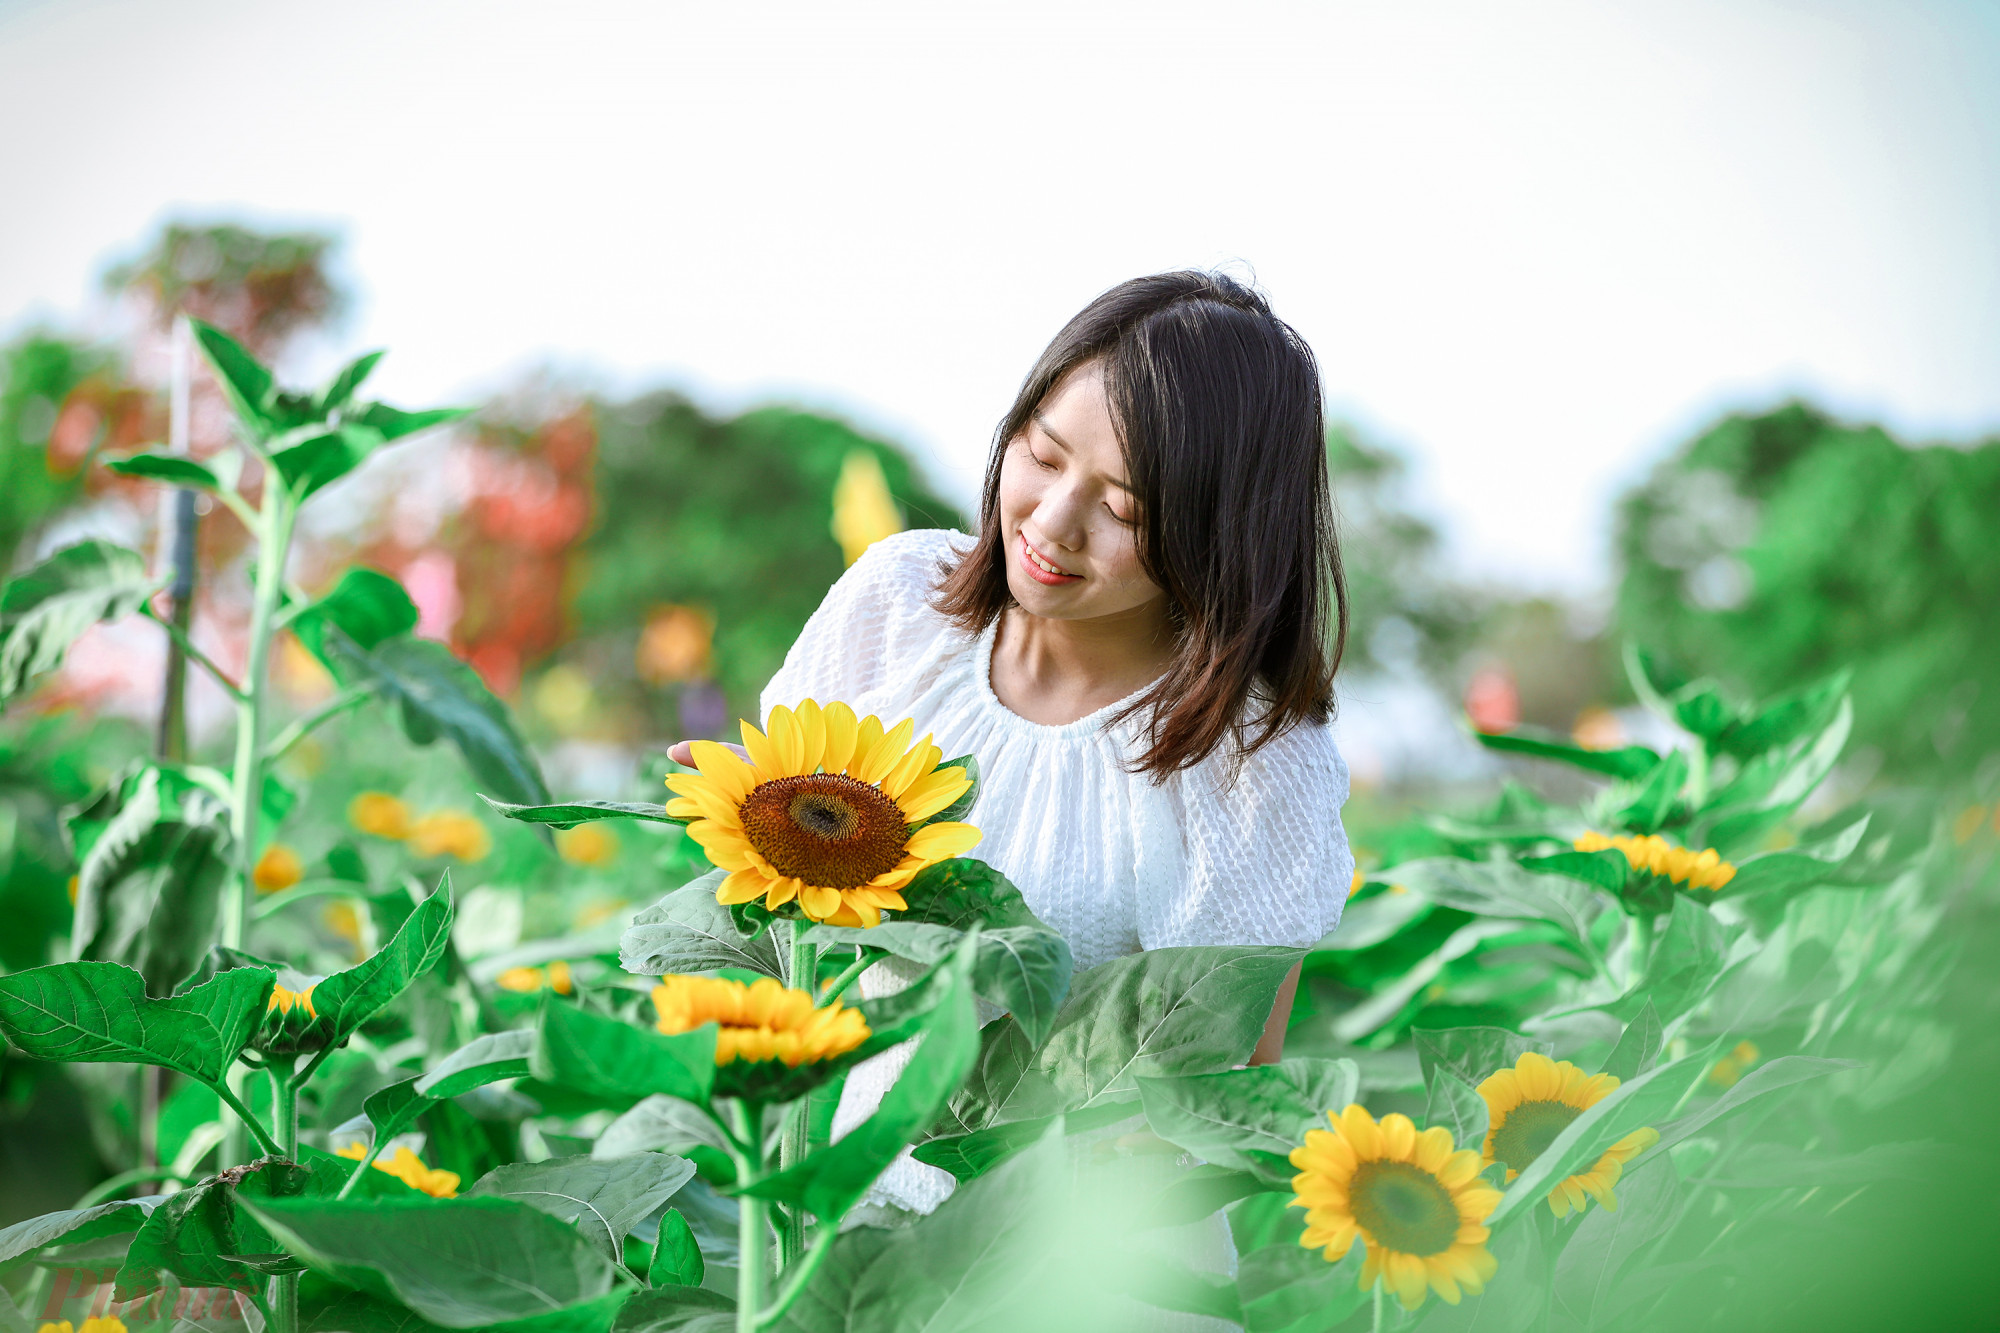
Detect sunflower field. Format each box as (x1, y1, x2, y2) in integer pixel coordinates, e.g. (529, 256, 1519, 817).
(0, 316, 1994, 1333)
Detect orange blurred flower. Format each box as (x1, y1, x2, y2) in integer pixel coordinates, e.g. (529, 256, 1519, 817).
(556, 824, 620, 867)
(408, 809, 491, 862)
(253, 844, 305, 894)
(637, 605, 713, 685)
(349, 792, 412, 841)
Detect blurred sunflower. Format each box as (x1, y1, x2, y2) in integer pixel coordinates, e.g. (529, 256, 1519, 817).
(556, 824, 620, 867)
(1477, 1052, 1660, 1217)
(39, 1318, 127, 1333)
(1289, 1105, 1501, 1310)
(253, 844, 304, 893)
(653, 974, 870, 1100)
(1575, 831, 1735, 891)
(349, 792, 412, 841)
(336, 1141, 459, 1197)
(408, 810, 491, 862)
(665, 700, 978, 927)
(496, 960, 572, 994)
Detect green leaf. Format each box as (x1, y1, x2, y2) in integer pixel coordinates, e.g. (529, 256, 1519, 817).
(893, 856, 1043, 931)
(0, 540, 160, 704)
(613, 1286, 733, 1333)
(1388, 858, 1601, 955)
(647, 1210, 704, 1288)
(1107, 1246, 1244, 1322)
(1647, 1056, 1855, 1158)
(915, 754, 979, 828)
(1421, 1068, 1489, 1151)
(1136, 1057, 1358, 1185)
(1414, 1027, 1553, 1096)
(533, 997, 717, 1105)
(1713, 671, 1849, 758)
(468, 1153, 695, 1264)
(104, 452, 224, 491)
(0, 961, 271, 1084)
(806, 919, 1072, 1045)
(1486, 1050, 1713, 1229)
(1519, 849, 1627, 894)
(293, 567, 419, 662)
(311, 880, 455, 1047)
(1699, 698, 1852, 852)
(771, 1128, 1066, 1333)
(746, 932, 981, 1222)
(1601, 1000, 1665, 1082)
(268, 423, 387, 497)
(418, 1029, 539, 1098)
(241, 1194, 629, 1330)
(0, 1198, 165, 1263)
(1610, 748, 1688, 834)
(1551, 1155, 1685, 1330)
(1635, 895, 1730, 1023)
(361, 1076, 433, 1148)
(938, 945, 1300, 1134)
(116, 1157, 315, 1297)
(355, 402, 472, 443)
(620, 873, 783, 978)
(319, 349, 387, 412)
(324, 630, 550, 806)
(1228, 1191, 1371, 1333)
(301, 1287, 453, 1333)
(1134, 1164, 1267, 1229)
(1416, 1213, 1546, 1332)
(909, 1099, 1141, 1182)
(596, 1095, 734, 1159)
(190, 320, 274, 436)
(1471, 727, 1662, 780)
(72, 765, 233, 996)
(483, 796, 690, 830)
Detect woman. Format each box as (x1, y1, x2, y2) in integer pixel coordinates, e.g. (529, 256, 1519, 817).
(672, 270, 1354, 1216)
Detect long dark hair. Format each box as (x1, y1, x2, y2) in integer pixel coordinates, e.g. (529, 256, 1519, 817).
(933, 270, 1347, 778)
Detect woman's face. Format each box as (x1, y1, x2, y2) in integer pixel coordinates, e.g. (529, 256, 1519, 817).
(996, 360, 1166, 624)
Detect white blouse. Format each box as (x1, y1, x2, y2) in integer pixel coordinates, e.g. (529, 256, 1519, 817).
(757, 528, 1355, 1212)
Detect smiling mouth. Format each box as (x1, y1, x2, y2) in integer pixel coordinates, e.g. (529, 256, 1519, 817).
(1019, 532, 1081, 583)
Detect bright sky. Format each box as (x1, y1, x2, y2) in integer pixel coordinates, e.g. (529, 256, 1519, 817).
(3, 0, 1995, 591)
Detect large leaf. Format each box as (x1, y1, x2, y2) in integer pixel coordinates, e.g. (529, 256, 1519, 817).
(1422, 1067, 1490, 1151)
(621, 873, 783, 978)
(938, 945, 1299, 1135)
(746, 933, 981, 1222)
(1227, 1191, 1371, 1333)
(418, 1028, 539, 1098)
(1599, 1001, 1665, 1082)
(1551, 1155, 1686, 1331)
(1415, 1026, 1553, 1095)
(595, 1096, 734, 1160)
(104, 452, 226, 492)
(0, 961, 271, 1084)
(806, 920, 1071, 1045)
(1471, 726, 1662, 780)
(772, 1130, 1066, 1333)
(190, 320, 275, 436)
(311, 880, 455, 1047)
(323, 629, 549, 807)
(293, 567, 419, 662)
(72, 765, 233, 996)
(468, 1154, 695, 1264)
(533, 998, 716, 1106)
(1646, 1056, 1855, 1158)
(1388, 858, 1600, 956)
(893, 857, 1043, 931)
(116, 1158, 315, 1297)
(0, 540, 160, 704)
(0, 1198, 165, 1264)
(908, 1099, 1141, 1182)
(483, 797, 688, 831)
(612, 1287, 733, 1333)
(242, 1195, 628, 1330)
(1136, 1057, 1358, 1185)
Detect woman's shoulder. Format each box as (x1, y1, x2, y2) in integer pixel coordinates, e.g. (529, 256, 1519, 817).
(1180, 711, 1348, 803)
(848, 528, 972, 592)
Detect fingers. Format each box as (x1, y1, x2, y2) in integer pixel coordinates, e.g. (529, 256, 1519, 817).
(667, 740, 750, 767)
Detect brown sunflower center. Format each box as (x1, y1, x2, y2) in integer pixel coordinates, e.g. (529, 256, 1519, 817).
(738, 773, 909, 890)
(1490, 1100, 1582, 1173)
(1349, 1160, 1461, 1257)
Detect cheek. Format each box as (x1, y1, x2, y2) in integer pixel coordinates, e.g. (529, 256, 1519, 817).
(995, 451, 1041, 526)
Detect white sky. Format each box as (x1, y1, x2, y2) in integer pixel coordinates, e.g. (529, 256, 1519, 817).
(2, 0, 1995, 592)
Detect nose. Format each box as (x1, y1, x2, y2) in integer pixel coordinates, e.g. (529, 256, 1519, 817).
(1032, 476, 1091, 551)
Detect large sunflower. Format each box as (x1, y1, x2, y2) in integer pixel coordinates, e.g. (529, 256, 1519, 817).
(1290, 1105, 1502, 1310)
(653, 974, 872, 1101)
(1476, 1052, 1661, 1217)
(664, 700, 979, 927)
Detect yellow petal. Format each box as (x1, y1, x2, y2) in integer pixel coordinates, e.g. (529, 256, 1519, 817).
(853, 717, 915, 786)
(1379, 1113, 1418, 1162)
(765, 876, 800, 908)
(896, 767, 972, 822)
(795, 699, 827, 772)
(1337, 1105, 1383, 1158)
(845, 715, 884, 778)
(800, 883, 842, 920)
(766, 705, 806, 776)
(1413, 1126, 1455, 1173)
(821, 702, 859, 774)
(716, 868, 774, 904)
(905, 821, 982, 861)
(687, 742, 758, 804)
(740, 720, 783, 780)
(880, 736, 938, 800)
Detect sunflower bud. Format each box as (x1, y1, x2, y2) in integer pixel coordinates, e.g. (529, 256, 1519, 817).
(653, 974, 870, 1102)
(251, 975, 334, 1056)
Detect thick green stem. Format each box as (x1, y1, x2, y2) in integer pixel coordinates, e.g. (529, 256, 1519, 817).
(757, 1223, 838, 1329)
(777, 925, 818, 1267)
(269, 1067, 300, 1333)
(731, 1101, 769, 1333)
(1371, 1281, 1385, 1333)
(225, 491, 295, 950)
(211, 1079, 283, 1159)
(817, 947, 882, 1007)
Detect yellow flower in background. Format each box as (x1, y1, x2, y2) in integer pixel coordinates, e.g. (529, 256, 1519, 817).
(335, 1141, 459, 1197)
(67, 874, 78, 905)
(1953, 805, 1988, 845)
(1349, 870, 1367, 898)
(1708, 1040, 1762, 1088)
(324, 900, 367, 961)
(665, 700, 978, 927)
(267, 983, 317, 1018)
(1289, 1104, 1500, 1310)
(349, 792, 412, 841)
(637, 605, 714, 685)
(252, 844, 305, 894)
(1477, 1052, 1660, 1217)
(572, 897, 628, 930)
(1575, 831, 1736, 892)
(557, 824, 620, 867)
(1570, 706, 1625, 752)
(830, 449, 902, 566)
(653, 975, 870, 1068)
(496, 960, 573, 994)
(39, 1319, 127, 1333)
(409, 810, 491, 862)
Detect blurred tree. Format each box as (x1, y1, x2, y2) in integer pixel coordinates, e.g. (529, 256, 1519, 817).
(1614, 401, 2000, 783)
(103, 222, 340, 356)
(0, 334, 118, 573)
(571, 394, 965, 732)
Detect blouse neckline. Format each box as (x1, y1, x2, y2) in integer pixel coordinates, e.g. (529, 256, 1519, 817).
(970, 615, 1163, 741)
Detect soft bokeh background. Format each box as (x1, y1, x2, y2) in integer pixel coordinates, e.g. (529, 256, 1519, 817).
(3, 2, 1999, 1327)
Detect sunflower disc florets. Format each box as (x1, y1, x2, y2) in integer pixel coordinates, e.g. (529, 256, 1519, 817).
(1289, 1104, 1501, 1311)
(665, 700, 979, 928)
(1476, 1051, 1661, 1217)
(653, 974, 871, 1102)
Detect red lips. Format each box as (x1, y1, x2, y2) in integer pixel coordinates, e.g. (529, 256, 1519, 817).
(1018, 532, 1082, 585)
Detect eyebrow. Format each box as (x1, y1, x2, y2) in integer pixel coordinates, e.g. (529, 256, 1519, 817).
(1032, 413, 1135, 493)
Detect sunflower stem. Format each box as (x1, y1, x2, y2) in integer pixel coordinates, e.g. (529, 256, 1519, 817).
(778, 923, 818, 1267)
(268, 1068, 300, 1333)
(732, 1100, 770, 1333)
(818, 947, 884, 1007)
(1371, 1281, 1385, 1333)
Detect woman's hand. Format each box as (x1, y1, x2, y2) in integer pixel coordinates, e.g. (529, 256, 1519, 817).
(667, 740, 750, 767)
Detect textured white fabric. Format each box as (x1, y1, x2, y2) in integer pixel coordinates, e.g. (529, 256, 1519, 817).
(759, 528, 1355, 1215)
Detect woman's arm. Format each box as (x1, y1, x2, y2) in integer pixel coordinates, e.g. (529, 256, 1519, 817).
(1249, 961, 1301, 1066)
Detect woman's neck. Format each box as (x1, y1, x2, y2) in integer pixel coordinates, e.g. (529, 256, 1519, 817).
(988, 598, 1176, 727)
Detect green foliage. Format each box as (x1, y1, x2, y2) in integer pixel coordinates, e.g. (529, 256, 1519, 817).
(466, 1154, 696, 1264)
(0, 961, 270, 1084)
(1137, 1057, 1359, 1185)
(647, 1210, 704, 1289)
(1615, 401, 2000, 781)
(0, 331, 110, 572)
(0, 540, 161, 705)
